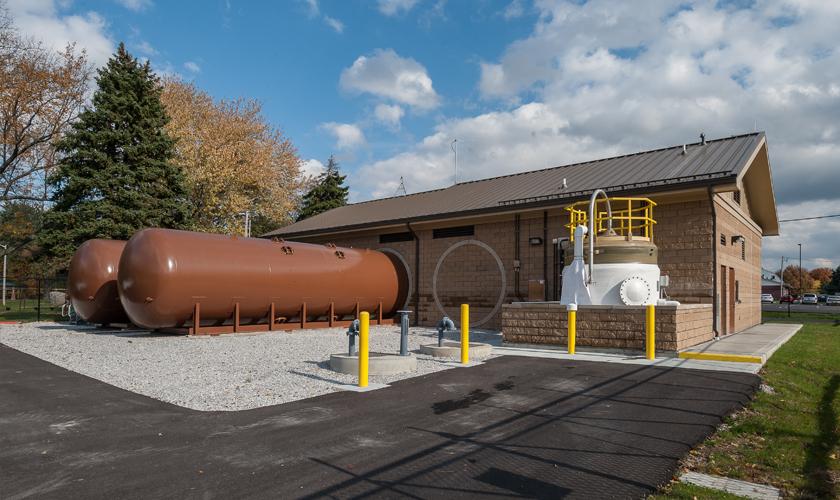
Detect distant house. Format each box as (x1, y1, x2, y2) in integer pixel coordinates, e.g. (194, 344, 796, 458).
(267, 132, 778, 346)
(761, 267, 790, 300)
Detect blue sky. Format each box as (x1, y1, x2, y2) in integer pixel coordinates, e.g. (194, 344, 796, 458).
(7, 0, 840, 271)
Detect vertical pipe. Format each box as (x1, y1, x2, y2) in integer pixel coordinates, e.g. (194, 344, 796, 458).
(514, 214, 522, 300)
(543, 210, 548, 301)
(567, 303, 576, 354)
(358, 311, 369, 388)
(407, 222, 420, 326)
(399, 311, 409, 356)
(460, 304, 469, 364)
(646, 304, 655, 360)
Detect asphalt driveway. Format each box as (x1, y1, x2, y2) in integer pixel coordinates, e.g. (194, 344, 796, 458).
(0, 343, 759, 499)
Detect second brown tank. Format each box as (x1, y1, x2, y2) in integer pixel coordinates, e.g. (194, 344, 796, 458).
(68, 239, 130, 325)
(117, 228, 409, 330)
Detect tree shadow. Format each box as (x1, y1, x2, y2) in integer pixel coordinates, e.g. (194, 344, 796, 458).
(803, 374, 839, 498)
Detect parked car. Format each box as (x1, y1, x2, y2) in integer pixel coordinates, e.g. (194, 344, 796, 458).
(761, 293, 775, 303)
(802, 293, 819, 304)
(818, 294, 827, 303)
(780, 295, 796, 303)
(827, 295, 840, 306)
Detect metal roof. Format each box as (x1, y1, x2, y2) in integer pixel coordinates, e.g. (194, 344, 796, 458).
(266, 132, 765, 238)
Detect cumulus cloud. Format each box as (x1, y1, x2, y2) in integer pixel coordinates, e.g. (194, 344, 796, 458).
(374, 103, 405, 128)
(320, 122, 366, 150)
(377, 0, 419, 17)
(351, 0, 840, 267)
(6, 0, 114, 67)
(301, 158, 326, 178)
(502, 0, 525, 19)
(340, 49, 440, 109)
(115, 0, 153, 12)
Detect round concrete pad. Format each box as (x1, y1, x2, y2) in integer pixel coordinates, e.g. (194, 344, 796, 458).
(330, 352, 417, 375)
(419, 342, 493, 358)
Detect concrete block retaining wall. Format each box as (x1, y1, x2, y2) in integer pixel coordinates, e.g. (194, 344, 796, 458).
(501, 302, 714, 351)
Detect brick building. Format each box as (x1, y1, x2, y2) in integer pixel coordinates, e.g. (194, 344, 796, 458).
(266, 133, 778, 349)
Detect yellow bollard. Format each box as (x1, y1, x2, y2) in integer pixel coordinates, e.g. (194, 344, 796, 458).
(646, 304, 655, 360)
(460, 303, 469, 364)
(359, 311, 369, 387)
(567, 304, 577, 354)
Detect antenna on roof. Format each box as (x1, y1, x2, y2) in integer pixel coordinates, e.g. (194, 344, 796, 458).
(395, 176, 407, 196)
(451, 139, 458, 184)
(700, 132, 707, 145)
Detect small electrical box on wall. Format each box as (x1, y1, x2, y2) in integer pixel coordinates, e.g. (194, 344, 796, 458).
(528, 236, 543, 246)
(528, 280, 545, 302)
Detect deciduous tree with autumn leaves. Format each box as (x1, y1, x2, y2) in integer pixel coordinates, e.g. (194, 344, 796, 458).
(160, 79, 302, 236)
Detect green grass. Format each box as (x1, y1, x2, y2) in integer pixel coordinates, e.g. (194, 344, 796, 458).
(653, 482, 745, 499)
(0, 299, 61, 322)
(763, 310, 840, 323)
(655, 316, 840, 498)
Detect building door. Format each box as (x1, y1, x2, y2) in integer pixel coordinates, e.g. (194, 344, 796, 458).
(729, 267, 736, 334)
(720, 265, 728, 335)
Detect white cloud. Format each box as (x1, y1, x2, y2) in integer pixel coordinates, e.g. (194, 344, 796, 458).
(183, 61, 201, 73)
(352, 0, 840, 267)
(320, 122, 366, 150)
(502, 0, 525, 19)
(6, 0, 114, 67)
(323, 15, 344, 33)
(340, 49, 440, 110)
(374, 103, 404, 128)
(115, 0, 153, 12)
(301, 158, 326, 178)
(134, 40, 157, 57)
(377, 0, 419, 16)
(303, 0, 319, 17)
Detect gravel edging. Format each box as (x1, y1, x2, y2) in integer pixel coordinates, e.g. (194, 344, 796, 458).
(0, 322, 498, 411)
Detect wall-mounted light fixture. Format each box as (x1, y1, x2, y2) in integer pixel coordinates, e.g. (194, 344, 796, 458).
(731, 235, 745, 244)
(529, 237, 543, 246)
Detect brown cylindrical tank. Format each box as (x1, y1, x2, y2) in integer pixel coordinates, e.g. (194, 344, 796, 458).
(68, 239, 130, 325)
(117, 228, 409, 330)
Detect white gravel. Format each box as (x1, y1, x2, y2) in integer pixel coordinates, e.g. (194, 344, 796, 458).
(0, 322, 499, 411)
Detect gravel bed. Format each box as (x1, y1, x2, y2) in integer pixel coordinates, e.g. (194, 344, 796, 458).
(0, 322, 499, 411)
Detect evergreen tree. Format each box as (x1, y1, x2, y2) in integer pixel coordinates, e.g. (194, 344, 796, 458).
(39, 43, 190, 267)
(826, 265, 840, 294)
(296, 155, 349, 221)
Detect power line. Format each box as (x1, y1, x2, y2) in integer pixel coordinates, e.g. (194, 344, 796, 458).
(779, 214, 840, 223)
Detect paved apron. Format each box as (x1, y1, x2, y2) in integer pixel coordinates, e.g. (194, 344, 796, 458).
(0, 344, 759, 499)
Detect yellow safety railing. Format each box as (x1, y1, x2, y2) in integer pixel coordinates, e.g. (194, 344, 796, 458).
(566, 197, 657, 241)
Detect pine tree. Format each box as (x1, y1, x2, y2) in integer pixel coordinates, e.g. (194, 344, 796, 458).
(39, 43, 191, 267)
(296, 155, 349, 221)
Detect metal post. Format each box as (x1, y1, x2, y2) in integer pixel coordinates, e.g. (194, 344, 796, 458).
(397, 310, 410, 356)
(358, 312, 369, 388)
(36, 277, 41, 322)
(646, 304, 655, 360)
(347, 319, 359, 356)
(2, 247, 6, 307)
(460, 304, 469, 365)
(567, 304, 577, 355)
(798, 243, 802, 296)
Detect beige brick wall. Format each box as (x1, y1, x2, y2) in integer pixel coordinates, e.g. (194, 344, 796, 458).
(714, 194, 762, 334)
(502, 303, 714, 351)
(292, 195, 761, 333)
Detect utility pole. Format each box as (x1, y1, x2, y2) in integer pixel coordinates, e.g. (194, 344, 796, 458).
(451, 139, 458, 185)
(798, 243, 803, 297)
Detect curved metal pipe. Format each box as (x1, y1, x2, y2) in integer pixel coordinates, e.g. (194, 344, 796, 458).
(587, 189, 612, 284)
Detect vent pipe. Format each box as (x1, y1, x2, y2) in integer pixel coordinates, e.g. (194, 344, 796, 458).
(700, 132, 707, 145)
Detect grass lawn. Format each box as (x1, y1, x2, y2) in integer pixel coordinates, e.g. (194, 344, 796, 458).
(762, 309, 840, 323)
(653, 316, 840, 498)
(0, 299, 61, 322)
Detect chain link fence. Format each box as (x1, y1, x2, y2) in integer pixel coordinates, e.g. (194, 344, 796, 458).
(1, 275, 71, 322)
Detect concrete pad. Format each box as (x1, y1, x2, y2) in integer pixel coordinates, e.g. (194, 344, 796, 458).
(679, 323, 802, 365)
(443, 360, 485, 367)
(335, 382, 390, 392)
(493, 345, 764, 373)
(680, 471, 781, 500)
(329, 352, 417, 375)
(419, 341, 492, 358)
